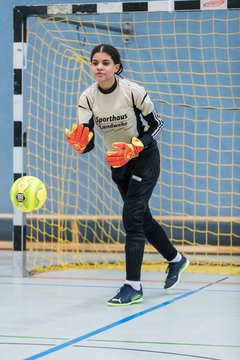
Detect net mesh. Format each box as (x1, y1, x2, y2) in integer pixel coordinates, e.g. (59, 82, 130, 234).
(24, 9, 240, 274)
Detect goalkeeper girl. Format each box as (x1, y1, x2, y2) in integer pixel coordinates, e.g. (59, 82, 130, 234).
(65, 44, 189, 306)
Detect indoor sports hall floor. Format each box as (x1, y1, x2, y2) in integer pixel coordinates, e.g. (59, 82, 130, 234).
(0, 251, 240, 360)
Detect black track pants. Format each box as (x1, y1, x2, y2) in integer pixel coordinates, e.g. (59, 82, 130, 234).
(111, 142, 177, 281)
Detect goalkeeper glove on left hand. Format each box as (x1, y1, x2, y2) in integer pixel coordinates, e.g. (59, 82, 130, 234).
(106, 137, 144, 168)
(65, 123, 93, 153)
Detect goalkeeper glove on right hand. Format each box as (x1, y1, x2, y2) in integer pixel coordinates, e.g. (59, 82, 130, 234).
(65, 123, 93, 154)
(106, 137, 144, 168)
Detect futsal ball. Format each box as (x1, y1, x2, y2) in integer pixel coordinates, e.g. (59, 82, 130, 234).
(10, 176, 47, 212)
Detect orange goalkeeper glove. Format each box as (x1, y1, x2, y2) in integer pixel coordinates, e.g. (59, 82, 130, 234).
(65, 123, 93, 154)
(106, 137, 144, 168)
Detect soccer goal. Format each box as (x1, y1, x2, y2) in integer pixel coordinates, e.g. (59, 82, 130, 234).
(13, 1, 240, 276)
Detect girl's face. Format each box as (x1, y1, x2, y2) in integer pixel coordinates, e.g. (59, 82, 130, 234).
(91, 52, 120, 88)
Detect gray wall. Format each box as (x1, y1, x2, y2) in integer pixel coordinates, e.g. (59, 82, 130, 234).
(1, 1, 239, 232)
(1, 0, 138, 214)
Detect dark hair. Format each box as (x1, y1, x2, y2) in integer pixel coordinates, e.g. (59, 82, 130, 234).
(90, 44, 123, 75)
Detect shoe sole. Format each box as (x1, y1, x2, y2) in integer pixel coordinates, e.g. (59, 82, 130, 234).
(164, 259, 190, 291)
(107, 296, 143, 307)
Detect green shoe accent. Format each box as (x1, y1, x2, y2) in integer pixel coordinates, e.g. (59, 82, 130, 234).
(107, 284, 143, 307)
(164, 256, 190, 290)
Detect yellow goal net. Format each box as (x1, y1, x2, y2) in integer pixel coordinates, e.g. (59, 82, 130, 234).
(20, 4, 240, 274)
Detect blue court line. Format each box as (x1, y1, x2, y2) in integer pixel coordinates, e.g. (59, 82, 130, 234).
(23, 277, 227, 360)
(0, 282, 117, 289)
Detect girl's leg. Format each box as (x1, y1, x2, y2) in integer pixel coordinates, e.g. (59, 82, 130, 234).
(143, 208, 177, 261)
(111, 143, 160, 281)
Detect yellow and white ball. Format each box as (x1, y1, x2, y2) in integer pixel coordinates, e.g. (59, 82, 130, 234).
(10, 176, 47, 212)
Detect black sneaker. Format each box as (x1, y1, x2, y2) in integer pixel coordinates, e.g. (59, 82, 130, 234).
(107, 284, 143, 307)
(164, 255, 189, 290)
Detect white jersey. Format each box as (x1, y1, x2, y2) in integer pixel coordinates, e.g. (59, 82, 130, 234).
(78, 76, 163, 150)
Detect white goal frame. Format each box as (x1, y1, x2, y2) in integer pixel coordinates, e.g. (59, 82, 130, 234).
(13, 0, 240, 276)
